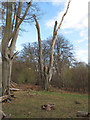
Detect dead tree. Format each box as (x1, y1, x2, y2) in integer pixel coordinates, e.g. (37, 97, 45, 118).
(33, 0, 71, 90)
(33, 14, 44, 87)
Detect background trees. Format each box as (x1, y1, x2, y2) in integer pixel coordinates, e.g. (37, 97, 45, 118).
(11, 34, 88, 93)
(1, 0, 88, 95)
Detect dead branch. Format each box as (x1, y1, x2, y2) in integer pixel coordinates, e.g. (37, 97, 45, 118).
(57, 0, 71, 32)
(11, 51, 19, 60)
(48, 0, 71, 82)
(53, 21, 57, 36)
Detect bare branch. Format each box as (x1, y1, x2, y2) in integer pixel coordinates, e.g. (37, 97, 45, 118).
(16, 0, 32, 28)
(9, 0, 32, 43)
(53, 21, 57, 36)
(33, 14, 41, 42)
(56, 0, 71, 32)
(11, 51, 19, 60)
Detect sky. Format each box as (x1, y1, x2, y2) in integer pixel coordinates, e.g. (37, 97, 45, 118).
(16, 0, 89, 64)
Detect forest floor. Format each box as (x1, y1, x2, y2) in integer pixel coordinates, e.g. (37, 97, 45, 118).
(2, 84, 88, 118)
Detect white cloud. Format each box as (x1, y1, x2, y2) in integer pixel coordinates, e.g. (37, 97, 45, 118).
(77, 39, 85, 43)
(75, 49, 88, 63)
(80, 30, 88, 39)
(46, 19, 55, 28)
(77, 30, 88, 43)
(51, 0, 66, 6)
(64, 30, 72, 34)
(45, 0, 89, 63)
(46, 0, 89, 30)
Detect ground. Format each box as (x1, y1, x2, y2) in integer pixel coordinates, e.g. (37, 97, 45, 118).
(2, 85, 88, 118)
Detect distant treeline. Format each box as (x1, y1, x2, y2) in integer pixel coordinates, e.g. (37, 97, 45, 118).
(12, 35, 88, 93)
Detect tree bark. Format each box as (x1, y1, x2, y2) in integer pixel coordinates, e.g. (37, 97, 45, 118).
(2, 1, 32, 95)
(2, 58, 9, 95)
(33, 14, 44, 88)
(7, 60, 12, 95)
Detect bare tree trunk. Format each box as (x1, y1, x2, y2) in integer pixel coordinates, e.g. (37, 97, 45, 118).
(48, 21, 58, 83)
(33, 14, 44, 88)
(7, 60, 12, 95)
(44, 66, 49, 91)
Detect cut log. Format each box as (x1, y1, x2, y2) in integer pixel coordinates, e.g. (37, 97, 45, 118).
(10, 88, 21, 91)
(41, 104, 55, 111)
(76, 111, 89, 117)
(10, 81, 17, 88)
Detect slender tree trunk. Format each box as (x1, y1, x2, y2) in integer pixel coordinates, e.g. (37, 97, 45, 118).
(44, 66, 49, 91)
(33, 14, 44, 88)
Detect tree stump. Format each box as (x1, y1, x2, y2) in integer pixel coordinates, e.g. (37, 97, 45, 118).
(41, 104, 55, 111)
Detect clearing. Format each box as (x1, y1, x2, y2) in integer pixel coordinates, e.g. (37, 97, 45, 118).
(2, 86, 88, 118)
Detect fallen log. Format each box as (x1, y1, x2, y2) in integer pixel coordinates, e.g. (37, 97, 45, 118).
(0, 95, 9, 103)
(0, 110, 6, 119)
(0, 94, 15, 103)
(10, 88, 21, 91)
(10, 81, 17, 88)
(41, 104, 55, 111)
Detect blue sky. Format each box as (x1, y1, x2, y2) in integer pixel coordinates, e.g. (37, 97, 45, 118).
(16, 0, 89, 64)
